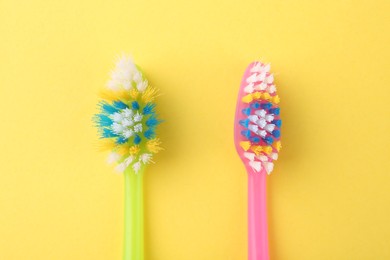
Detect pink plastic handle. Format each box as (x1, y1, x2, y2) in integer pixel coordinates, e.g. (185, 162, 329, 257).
(247, 167, 269, 260)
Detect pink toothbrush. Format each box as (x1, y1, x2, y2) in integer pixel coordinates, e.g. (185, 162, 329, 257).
(234, 62, 282, 260)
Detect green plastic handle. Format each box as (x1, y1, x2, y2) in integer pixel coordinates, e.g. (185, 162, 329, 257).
(123, 167, 144, 260)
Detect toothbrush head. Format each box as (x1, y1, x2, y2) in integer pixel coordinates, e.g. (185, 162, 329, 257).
(234, 62, 281, 175)
(93, 55, 163, 173)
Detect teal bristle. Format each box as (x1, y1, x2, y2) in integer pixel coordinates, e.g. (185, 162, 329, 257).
(113, 100, 128, 109)
(131, 101, 140, 110)
(100, 102, 119, 114)
(242, 108, 251, 115)
(239, 119, 250, 128)
(142, 103, 156, 115)
(241, 130, 251, 139)
(144, 128, 156, 139)
(134, 135, 141, 144)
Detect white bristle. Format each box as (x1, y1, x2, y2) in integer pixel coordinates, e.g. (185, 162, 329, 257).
(134, 123, 143, 133)
(133, 71, 142, 84)
(123, 129, 134, 138)
(124, 156, 134, 166)
(122, 118, 133, 127)
(263, 64, 271, 73)
(257, 130, 267, 137)
(249, 160, 262, 172)
(122, 80, 131, 90)
(255, 109, 267, 118)
(133, 161, 141, 173)
(248, 124, 259, 133)
(244, 152, 256, 161)
(257, 155, 268, 162)
(107, 152, 121, 164)
(111, 112, 123, 122)
(264, 124, 275, 132)
(264, 162, 274, 174)
(107, 56, 139, 91)
(255, 83, 267, 91)
(246, 73, 258, 83)
(112, 123, 124, 134)
(133, 112, 143, 122)
(268, 85, 276, 94)
(257, 73, 266, 82)
(256, 118, 267, 128)
(115, 163, 126, 173)
(136, 80, 148, 92)
(140, 153, 153, 164)
(271, 153, 278, 160)
(250, 62, 263, 73)
(248, 115, 259, 123)
(266, 74, 274, 84)
(244, 83, 255, 93)
(265, 114, 274, 122)
(107, 79, 120, 91)
(122, 108, 133, 117)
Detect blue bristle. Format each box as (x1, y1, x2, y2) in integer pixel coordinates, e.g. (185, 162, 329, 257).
(250, 136, 260, 143)
(101, 102, 119, 114)
(242, 108, 251, 116)
(261, 103, 272, 109)
(131, 101, 140, 110)
(250, 102, 261, 109)
(113, 100, 128, 109)
(273, 119, 282, 127)
(146, 116, 161, 127)
(144, 128, 156, 139)
(142, 103, 156, 115)
(272, 130, 281, 138)
(270, 107, 280, 115)
(116, 137, 128, 144)
(264, 136, 274, 145)
(241, 130, 251, 139)
(102, 128, 118, 138)
(134, 134, 141, 144)
(95, 114, 113, 127)
(239, 119, 250, 128)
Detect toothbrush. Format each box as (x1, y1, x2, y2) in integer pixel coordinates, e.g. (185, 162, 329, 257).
(234, 62, 281, 260)
(93, 55, 162, 260)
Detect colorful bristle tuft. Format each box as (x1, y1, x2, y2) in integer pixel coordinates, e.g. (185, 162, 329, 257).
(234, 61, 281, 175)
(93, 55, 162, 173)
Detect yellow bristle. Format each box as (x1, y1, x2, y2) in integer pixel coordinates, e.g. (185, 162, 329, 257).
(273, 141, 282, 152)
(142, 86, 158, 103)
(100, 89, 129, 101)
(263, 146, 272, 154)
(263, 92, 271, 100)
(130, 88, 139, 99)
(116, 145, 130, 155)
(242, 94, 253, 103)
(98, 139, 116, 151)
(239, 141, 251, 151)
(146, 138, 163, 153)
(250, 145, 263, 155)
(273, 95, 280, 104)
(129, 145, 140, 155)
(252, 92, 262, 100)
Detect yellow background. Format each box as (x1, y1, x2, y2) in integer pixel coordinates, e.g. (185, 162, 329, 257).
(0, 0, 389, 259)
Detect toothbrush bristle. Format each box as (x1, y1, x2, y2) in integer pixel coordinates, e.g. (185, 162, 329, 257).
(93, 55, 163, 174)
(235, 62, 281, 175)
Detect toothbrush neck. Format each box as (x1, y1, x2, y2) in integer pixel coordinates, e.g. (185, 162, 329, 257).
(247, 168, 269, 260)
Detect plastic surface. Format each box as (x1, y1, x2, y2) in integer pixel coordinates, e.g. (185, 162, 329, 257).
(248, 167, 269, 260)
(124, 168, 144, 260)
(234, 62, 271, 260)
(234, 62, 256, 164)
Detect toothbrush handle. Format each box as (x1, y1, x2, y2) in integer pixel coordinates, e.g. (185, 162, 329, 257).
(248, 168, 269, 260)
(124, 168, 144, 260)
